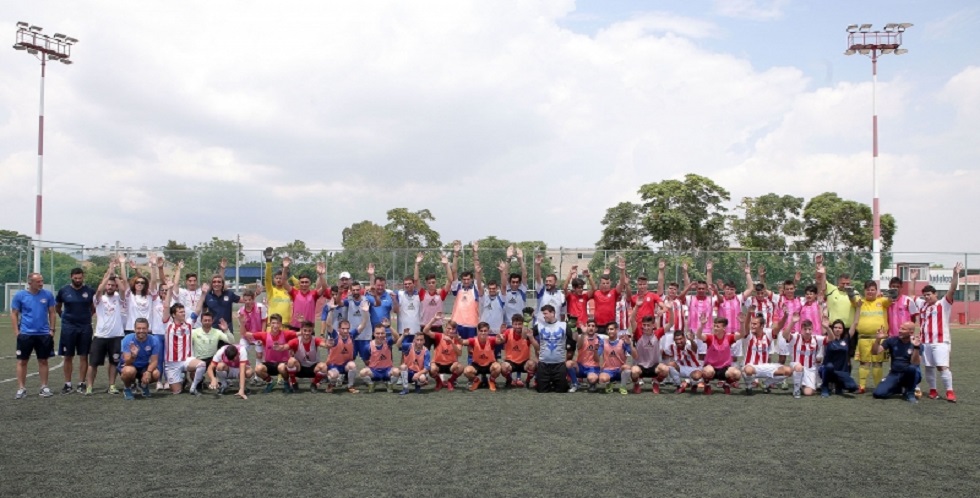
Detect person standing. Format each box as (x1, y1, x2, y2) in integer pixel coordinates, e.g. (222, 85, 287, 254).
(10, 272, 57, 399)
(201, 258, 242, 335)
(918, 262, 962, 403)
(85, 261, 126, 395)
(56, 268, 96, 394)
(499, 246, 529, 324)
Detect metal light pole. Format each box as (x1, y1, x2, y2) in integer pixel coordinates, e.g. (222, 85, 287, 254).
(844, 23, 911, 282)
(12, 22, 77, 274)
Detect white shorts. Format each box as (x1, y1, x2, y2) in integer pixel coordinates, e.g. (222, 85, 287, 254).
(730, 341, 743, 358)
(792, 364, 818, 389)
(165, 360, 190, 384)
(922, 343, 950, 368)
(660, 334, 674, 355)
(744, 363, 782, 379)
(776, 336, 791, 356)
(675, 365, 701, 380)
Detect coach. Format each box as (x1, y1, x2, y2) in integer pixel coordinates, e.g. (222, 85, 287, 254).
(10, 272, 57, 399)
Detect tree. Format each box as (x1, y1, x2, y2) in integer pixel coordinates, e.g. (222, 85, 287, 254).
(162, 240, 191, 264)
(730, 193, 805, 251)
(194, 237, 244, 279)
(595, 202, 648, 251)
(385, 208, 441, 249)
(0, 230, 32, 287)
(637, 174, 731, 252)
(802, 193, 896, 252)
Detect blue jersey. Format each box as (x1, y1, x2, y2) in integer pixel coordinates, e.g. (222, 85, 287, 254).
(535, 320, 567, 364)
(367, 291, 394, 328)
(56, 284, 95, 325)
(823, 337, 850, 371)
(12, 289, 56, 335)
(202, 290, 240, 332)
(882, 337, 917, 372)
(121, 333, 163, 369)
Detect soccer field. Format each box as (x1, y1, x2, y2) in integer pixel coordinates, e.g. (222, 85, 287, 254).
(1, 318, 979, 497)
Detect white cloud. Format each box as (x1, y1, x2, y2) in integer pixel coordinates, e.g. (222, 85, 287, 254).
(712, 0, 788, 21)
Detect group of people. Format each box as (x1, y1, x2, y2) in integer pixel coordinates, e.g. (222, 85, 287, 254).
(10, 242, 963, 405)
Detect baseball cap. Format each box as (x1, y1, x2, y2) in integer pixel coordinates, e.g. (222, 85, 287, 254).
(339, 271, 351, 279)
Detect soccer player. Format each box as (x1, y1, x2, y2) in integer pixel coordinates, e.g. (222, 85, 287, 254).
(589, 257, 628, 331)
(694, 315, 744, 395)
(201, 258, 241, 335)
(597, 324, 632, 394)
(665, 330, 704, 393)
(449, 241, 480, 340)
(533, 253, 565, 325)
(395, 254, 424, 355)
(398, 334, 431, 395)
(323, 301, 370, 393)
(918, 262, 962, 402)
(190, 312, 233, 373)
(421, 313, 463, 391)
(852, 280, 891, 393)
(10, 272, 57, 399)
(497, 314, 538, 388)
(740, 305, 793, 394)
(358, 324, 403, 393)
(566, 319, 601, 393)
(815, 254, 856, 365)
(243, 314, 297, 393)
(284, 321, 329, 392)
(475, 258, 505, 336)
(207, 342, 251, 399)
(771, 278, 803, 380)
(871, 322, 922, 403)
(780, 313, 823, 398)
(86, 262, 126, 395)
(499, 245, 529, 323)
(660, 260, 691, 359)
(160, 264, 197, 394)
(176, 266, 204, 327)
(340, 280, 373, 364)
(630, 313, 670, 394)
(819, 311, 859, 397)
(283, 260, 330, 330)
(621, 257, 662, 339)
(714, 278, 743, 364)
(365, 262, 396, 331)
(118, 318, 162, 400)
(563, 265, 590, 325)
(419, 253, 454, 347)
(463, 322, 503, 391)
(56, 267, 96, 394)
(533, 304, 570, 393)
(264, 256, 294, 329)
(238, 288, 268, 377)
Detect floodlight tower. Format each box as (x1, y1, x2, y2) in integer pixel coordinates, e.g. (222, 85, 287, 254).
(844, 22, 911, 282)
(12, 22, 78, 273)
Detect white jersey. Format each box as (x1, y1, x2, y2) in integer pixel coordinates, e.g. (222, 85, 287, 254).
(919, 296, 953, 344)
(150, 294, 167, 336)
(177, 288, 203, 326)
(94, 293, 125, 339)
(502, 283, 528, 323)
(396, 290, 422, 335)
(479, 293, 506, 333)
(124, 290, 155, 331)
(535, 286, 566, 324)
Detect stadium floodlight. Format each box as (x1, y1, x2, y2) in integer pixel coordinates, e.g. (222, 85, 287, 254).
(12, 22, 77, 273)
(842, 23, 911, 283)
(65, 37, 79, 43)
(846, 24, 859, 33)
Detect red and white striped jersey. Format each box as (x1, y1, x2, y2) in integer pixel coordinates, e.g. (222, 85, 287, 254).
(660, 298, 687, 332)
(746, 295, 775, 328)
(791, 333, 820, 368)
(666, 341, 701, 368)
(919, 296, 953, 344)
(165, 319, 193, 363)
(744, 330, 774, 366)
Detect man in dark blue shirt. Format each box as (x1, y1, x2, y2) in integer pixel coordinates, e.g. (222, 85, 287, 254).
(201, 259, 241, 336)
(872, 322, 922, 403)
(56, 268, 96, 394)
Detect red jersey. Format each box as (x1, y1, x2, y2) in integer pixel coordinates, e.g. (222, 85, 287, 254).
(432, 332, 461, 365)
(501, 329, 532, 364)
(467, 337, 498, 367)
(326, 334, 355, 365)
(591, 288, 619, 325)
(565, 291, 590, 324)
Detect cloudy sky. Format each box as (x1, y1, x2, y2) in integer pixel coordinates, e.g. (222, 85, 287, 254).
(1, 1, 977, 255)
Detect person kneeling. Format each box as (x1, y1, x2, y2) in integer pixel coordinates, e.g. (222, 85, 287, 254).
(207, 343, 251, 399)
(119, 318, 161, 400)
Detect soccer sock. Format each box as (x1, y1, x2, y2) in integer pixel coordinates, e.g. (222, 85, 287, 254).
(669, 367, 680, 385)
(618, 374, 627, 390)
(191, 363, 206, 389)
(871, 365, 883, 387)
(448, 372, 460, 384)
(857, 365, 870, 388)
(400, 370, 409, 386)
(347, 371, 356, 388)
(925, 367, 937, 390)
(313, 372, 325, 385)
(287, 367, 298, 385)
(940, 369, 953, 391)
(567, 366, 579, 386)
(217, 370, 228, 388)
(793, 370, 802, 392)
(743, 374, 755, 389)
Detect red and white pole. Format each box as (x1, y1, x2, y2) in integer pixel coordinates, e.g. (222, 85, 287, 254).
(33, 55, 45, 273)
(871, 51, 880, 282)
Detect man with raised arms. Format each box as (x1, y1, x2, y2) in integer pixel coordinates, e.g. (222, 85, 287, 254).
(418, 253, 454, 347)
(563, 265, 590, 326)
(395, 253, 425, 356)
(533, 253, 565, 325)
(200, 258, 241, 336)
(85, 261, 125, 395)
(499, 245, 529, 325)
(917, 262, 962, 403)
(283, 260, 330, 331)
(589, 256, 629, 332)
(621, 257, 662, 340)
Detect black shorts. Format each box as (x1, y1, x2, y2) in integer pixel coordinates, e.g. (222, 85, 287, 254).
(705, 364, 734, 379)
(296, 365, 317, 378)
(535, 362, 569, 393)
(59, 323, 93, 356)
(89, 337, 122, 366)
(636, 364, 660, 379)
(425, 327, 441, 348)
(16, 334, 54, 361)
(262, 361, 283, 374)
(471, 363, 493, 376)
(506, 360, 527, 373)
(435, 363, 454, 375)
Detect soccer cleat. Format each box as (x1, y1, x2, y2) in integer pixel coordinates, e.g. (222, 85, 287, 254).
(84, 385, 93, 396)
(107, 385, 120, 395)
(325, 384, 334, 394)
(123, 388, 135, 400)
(695, 382, 704, 394)
(905, 392, 918, 404)
(469, 378, 481, 392)
(946, 390, 957, 403)
(568, 385, 577, 393)
(513, 379, 525, 388)
(434, 378, 443, 391)
(142, 385, 152, 398)
(15, 388, 27, 400)
(780, 379, 789, 390)
(676, 382, 688, 394)
(61, 384, 73, 395)
(415, 384, 422, 394)
(604, 385, 613, 394)
(399, 387, 410, 395)
(386, 383, 393, 394)
(857, 386, 866, 395)
(618, 387, 628, 395)
(763, 386, 772, 394)
(367, 382, 376, 394)
(290, 382, 300, 393)
(723, 384, 731, 395)
(77, 382, 88, 394)
(793, 389, 801, 399)
(632, 383, 642, 394)
(704, 384, 713, 396)
(190, 388, 201, 396)
(589, 384, 599, 394)
(310, 383, 319, 393)
(928, 389, 939, 400)
(264, 382, 275, 394)
(821, 387, 830, 398)
(347, 387, 360, 394)
(37, 387, 52, 398)
(652, 383, 661, 395)
(488, 381, 497, 392)
(445, 380, 455, 392)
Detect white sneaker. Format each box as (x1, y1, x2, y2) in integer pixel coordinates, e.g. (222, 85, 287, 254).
(15, 388, 27, 399)
(568, 385, 578, 393)
(39, 386, 53, 398)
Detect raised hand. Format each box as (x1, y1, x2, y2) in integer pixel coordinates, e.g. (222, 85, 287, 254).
(706, 260, 713, 271)
(382, 317, 391, 328)
(453, 240, 462, 253)
(218, 318, 228, 331)
(474, 261, 482, 273)
(282, 257, 291, 268)
(440, 254, 449, 265)
(367, 262, 375, 274)
(129, 260, 138, 270)
(876, 326, 887, 341)
(316, 262, 326, 275)
(534, 253, 543, 265)
(582, 269, 590, 278)
(794, 270, 801, 282)
(118, 254, 127, 266)
(472, 240, 479, 252)
(515, 247, 524, 259)
(416, 252, 424, 264)
(435, 311, 444, 321)
(954, 262, 964, 274)
(570, 265, 578, 275)
(506, 246, 514, 259)
(156, 256, 165, 268)
(129, 342, 139, 356)
(814, 253, 823, 265)
(758, 265, 767, 278)
(658, 259, 665, 270)
(177, 260, 185, 270)
(602, 268, 610, 276)
(911, 334, 921, 347)
(201, 283, 211, 294)
(497, 261, 507, 272)
(742, 260, 750, 273)
(910, 268, 920, 280)
(220, 258, 228, 270)
(681, 261, 688, 272)
(617, 256, 626, 270)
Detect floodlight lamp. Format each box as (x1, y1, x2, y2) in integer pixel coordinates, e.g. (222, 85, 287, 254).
(859, 24, 872, 32)
(846, 24, 858, 33)
(844, 49, 856, 55)
(859, 48, 871, 55)
(29, 25, 42, 32)
(895, 48, 908, 55)
(61, 59, 72, 65)
(898, 23, 913, 30)
(881, 48, 894, 54)
(884, 23, 898, 31)
(53, 33, 66, 39)
(65, 37, 79, 44)
(17, 21, 29, 28)
(13, 43, 26, 50)
(26, 48, 38, 55)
